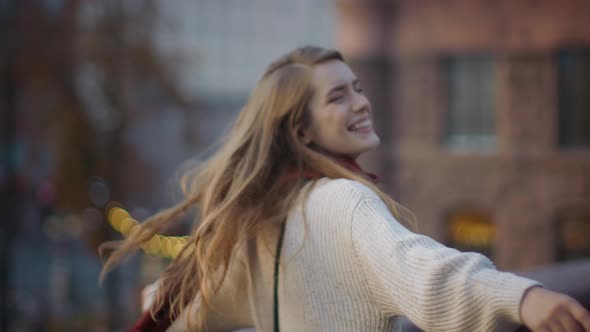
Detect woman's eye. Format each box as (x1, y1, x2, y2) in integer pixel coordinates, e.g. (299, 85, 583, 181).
(329, 95, 345, 103)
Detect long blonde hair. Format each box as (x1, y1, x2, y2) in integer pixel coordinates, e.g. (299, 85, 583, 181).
(100, 45, 415, 331)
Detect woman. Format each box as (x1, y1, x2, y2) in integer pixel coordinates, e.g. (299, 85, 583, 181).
(102, 46, 590, 332)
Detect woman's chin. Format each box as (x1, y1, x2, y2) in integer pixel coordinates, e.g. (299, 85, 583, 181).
(348, 130, 379, 146)
(348, 139, 381, 159)
(362, 133, 381, 150)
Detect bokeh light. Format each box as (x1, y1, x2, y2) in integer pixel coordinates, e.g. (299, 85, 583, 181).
(88, 177, 110, 207)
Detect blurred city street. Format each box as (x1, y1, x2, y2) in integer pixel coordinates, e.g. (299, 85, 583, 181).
(1, 0, 589, 331)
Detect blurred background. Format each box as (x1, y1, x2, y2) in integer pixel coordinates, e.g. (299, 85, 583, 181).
(0, 0, 589, 331)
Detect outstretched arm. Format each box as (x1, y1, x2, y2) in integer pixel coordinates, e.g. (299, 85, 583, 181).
(349, 196, 590, 331)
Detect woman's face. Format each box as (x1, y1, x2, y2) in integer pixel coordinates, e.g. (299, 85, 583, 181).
(301, 60, 380, 159)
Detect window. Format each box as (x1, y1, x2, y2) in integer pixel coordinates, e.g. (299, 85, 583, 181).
(557, 50, 590, 148)
(447, 211, 495, 259)
(444, 55, 495, 150)
(556, 214, 590, 261)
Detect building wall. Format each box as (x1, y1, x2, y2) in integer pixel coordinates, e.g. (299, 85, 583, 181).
(336, 0, 590, 270)
(390, 0, 590, 56)
(157, 0, 338, 99)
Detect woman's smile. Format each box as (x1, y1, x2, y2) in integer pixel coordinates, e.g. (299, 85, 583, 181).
(348, 117, 373, 133)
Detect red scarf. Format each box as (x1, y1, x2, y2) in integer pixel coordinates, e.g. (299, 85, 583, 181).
(128, 157, 379, 331)
(129, 307, 171, 332)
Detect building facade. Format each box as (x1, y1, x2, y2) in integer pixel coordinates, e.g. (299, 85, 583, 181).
(336, 0, 590, 270)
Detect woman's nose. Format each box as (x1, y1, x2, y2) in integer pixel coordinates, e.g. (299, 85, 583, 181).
(352, 92, 370, 113)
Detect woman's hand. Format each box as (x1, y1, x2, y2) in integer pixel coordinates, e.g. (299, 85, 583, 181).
(521, 286, 590, 331)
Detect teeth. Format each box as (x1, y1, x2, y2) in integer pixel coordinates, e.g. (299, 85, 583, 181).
(350, 119, 371, 130)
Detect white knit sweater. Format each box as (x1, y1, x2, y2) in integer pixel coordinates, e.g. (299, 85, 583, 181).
(161, 178, 540, 332)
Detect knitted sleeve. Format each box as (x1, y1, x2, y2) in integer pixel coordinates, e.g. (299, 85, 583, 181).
(350, 195, 541, 332)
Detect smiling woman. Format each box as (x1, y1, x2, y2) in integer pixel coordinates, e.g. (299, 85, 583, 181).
(300, 60, 380, 159)
(101, 46, 590, 332)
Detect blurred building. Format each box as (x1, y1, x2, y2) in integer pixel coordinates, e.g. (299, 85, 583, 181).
(150, 0, 337, 151)
(336, 0, 590, 270)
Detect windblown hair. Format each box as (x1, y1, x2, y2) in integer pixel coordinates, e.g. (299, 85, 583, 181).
(100, 45, 416, 331)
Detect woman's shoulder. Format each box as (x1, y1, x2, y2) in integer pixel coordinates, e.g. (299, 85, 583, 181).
(287, 178, 384, 240)
(304, 177, 380, 206)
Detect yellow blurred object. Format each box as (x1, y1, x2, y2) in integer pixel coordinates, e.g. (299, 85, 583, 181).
(449, 212, 495, 248)
(144, 235, 162, 255)
(119, 218, 136, 235)
(106, 206, 189, 259)
(108, 207, 131, 230)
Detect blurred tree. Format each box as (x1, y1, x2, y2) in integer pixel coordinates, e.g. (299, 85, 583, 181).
(0, 0, 193, 330)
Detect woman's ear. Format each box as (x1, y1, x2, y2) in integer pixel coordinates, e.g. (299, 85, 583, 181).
(298, 126, 313, 145)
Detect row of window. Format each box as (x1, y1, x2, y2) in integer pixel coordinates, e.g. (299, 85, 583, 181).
(444, 50, 590, 149)
(447, 211, 590, 262)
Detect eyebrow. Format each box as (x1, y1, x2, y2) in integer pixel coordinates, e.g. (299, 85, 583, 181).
(326, 78, 360, 96)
